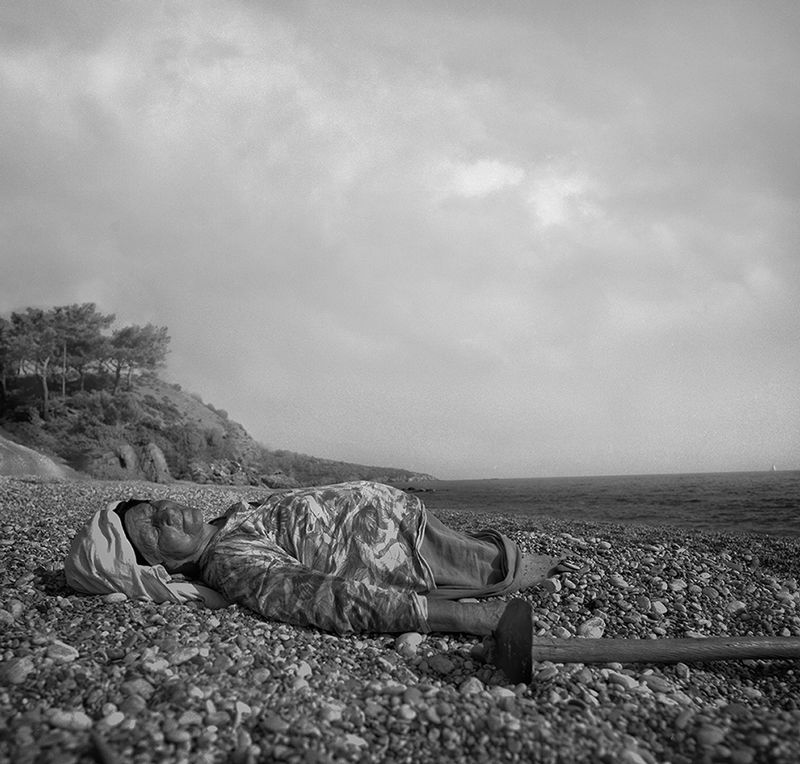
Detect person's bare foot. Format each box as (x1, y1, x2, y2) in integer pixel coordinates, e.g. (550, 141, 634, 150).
(517, 554, 561, 588)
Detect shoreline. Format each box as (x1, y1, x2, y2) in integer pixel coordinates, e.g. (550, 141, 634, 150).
(1, 476, 799, 763)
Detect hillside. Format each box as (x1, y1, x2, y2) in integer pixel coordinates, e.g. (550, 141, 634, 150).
(0, 373, 435, 486)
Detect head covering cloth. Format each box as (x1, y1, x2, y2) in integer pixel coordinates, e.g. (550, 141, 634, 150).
(65, 501, 228, 608)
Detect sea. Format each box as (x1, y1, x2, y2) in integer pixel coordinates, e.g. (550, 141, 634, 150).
(409, 471, 800, 538)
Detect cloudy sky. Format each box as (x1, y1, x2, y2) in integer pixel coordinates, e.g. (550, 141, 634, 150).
(1, 1, 798, 479)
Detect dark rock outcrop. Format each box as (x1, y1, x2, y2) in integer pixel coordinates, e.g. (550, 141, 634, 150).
(260, 471, 301, 489)
(115, 443, 139, 472)
(140, 442, 171, 483)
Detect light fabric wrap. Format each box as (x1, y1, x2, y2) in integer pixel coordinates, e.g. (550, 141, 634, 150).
(65, 501, 228, 608)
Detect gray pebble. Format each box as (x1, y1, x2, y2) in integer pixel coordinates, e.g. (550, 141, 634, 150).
(0, 656, 34, 684)
(48, 709, 93, 731)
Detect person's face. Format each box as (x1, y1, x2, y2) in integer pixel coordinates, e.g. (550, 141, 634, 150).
(123, 499, 206, 567)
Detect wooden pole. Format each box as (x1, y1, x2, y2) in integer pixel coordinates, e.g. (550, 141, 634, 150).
(531, 635, 800, 664)
(494, 599, 800, 684)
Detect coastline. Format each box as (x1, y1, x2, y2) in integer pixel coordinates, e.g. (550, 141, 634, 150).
(1, 476, 799, 763)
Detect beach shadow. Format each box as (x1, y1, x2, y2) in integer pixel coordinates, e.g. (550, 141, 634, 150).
(36, 565, 72, 596)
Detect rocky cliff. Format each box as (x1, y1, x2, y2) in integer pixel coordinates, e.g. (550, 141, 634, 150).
(0, 374, 436, 486)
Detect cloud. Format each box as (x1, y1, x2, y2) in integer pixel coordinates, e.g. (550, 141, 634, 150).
(527, 168, 599, 228)
(435, 158, 525, 200)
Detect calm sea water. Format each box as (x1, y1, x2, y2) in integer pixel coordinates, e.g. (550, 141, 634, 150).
(411, 471, 800, 537)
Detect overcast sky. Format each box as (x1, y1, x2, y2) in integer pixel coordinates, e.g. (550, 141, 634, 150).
(1, 1, 798, 479)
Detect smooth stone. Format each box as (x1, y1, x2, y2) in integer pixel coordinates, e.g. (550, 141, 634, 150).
(206, 711, 231, 726)
(0, 656, 35, 684)
(171, 647, 200, 665)
(378, 682, 406, 696)
(395, 632, 424, 654)
(48, 709, 93, 731)
(619, 749, 649, 764)
(674, 710, 694, 730)
(539, 578, 562, 594)
(262, 713, 289, 733)
(644, 675, 673, 693)
(490, 686, 516, 699)
(459, 677, 484, 695)
(395, 703, 417, 720)
(536, 666, 559, 681)
(234, 701, 251, 720)
(119, 695, 147, 715)
(343, 734, 368, 748)
(403, 687, 424, 706)
(651, 601, 668, 616)
(47, 640, 79, 664)
(178, 710, 204, 726)
(236, 728, 253, 753)
(578, 617, 606, 638)
(503, 714, 521, 732)
(635, 596, 651, 612)
(364, 701, 384, 718)
(696, 724, 726, 746)
(320, 702, 345, 722)
(102, 592, 127, 603)
(723, 703, 749, 719)
(165, 729, 192, 744)
(607, 671, 639, 690)
(425, 706, 442, 724)
(104, 711, 124, 727)
(726, 600, 747, 614)
(142, 658, 170, 673)
(575, 667, 594, 684)
(121, 678, 155, 699)
(428, 655, 456, 675)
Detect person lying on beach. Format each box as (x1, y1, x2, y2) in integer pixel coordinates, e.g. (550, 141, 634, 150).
(65, 480, 580, 636)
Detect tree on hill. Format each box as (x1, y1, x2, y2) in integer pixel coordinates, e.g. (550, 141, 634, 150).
(52, 303, 115, 396)
(109, 323, 170, 393)
(8, 308, 59, 420)
(0, 316, 14, 404)
(0, 305, 171, 417)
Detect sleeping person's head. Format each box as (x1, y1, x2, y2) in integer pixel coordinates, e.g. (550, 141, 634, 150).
(116, 499, 217, 574)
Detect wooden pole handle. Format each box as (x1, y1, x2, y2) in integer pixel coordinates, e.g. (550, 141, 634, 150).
(494, 599, 800, 684)
(531, 635, 800, 664)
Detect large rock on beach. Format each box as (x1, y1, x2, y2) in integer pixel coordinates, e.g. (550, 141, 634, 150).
(114, 442, 140, 472)
(139, 442, 171, 483)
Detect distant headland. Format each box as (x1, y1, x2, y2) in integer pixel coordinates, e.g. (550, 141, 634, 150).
(0, 303, 435, 487)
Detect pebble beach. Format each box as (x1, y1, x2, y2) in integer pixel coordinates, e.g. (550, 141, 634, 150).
(1, 477, 799, 764)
